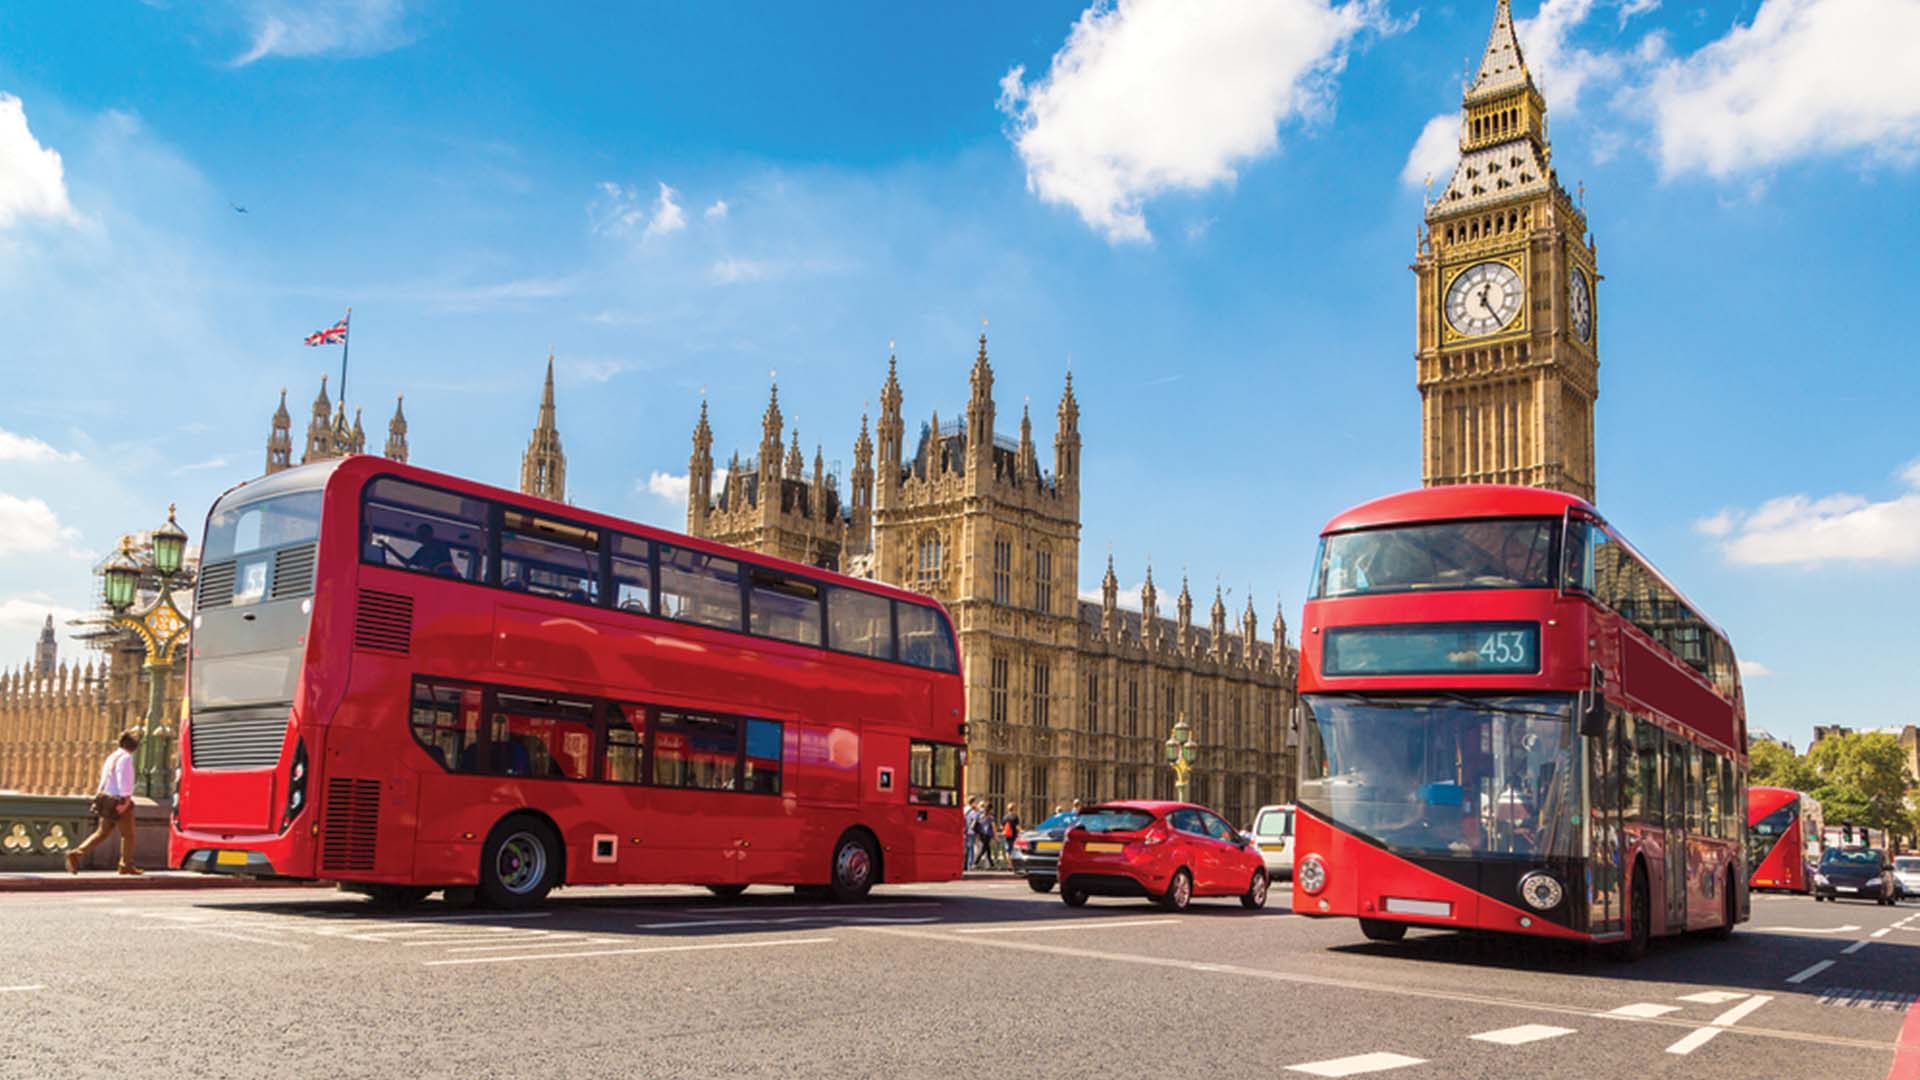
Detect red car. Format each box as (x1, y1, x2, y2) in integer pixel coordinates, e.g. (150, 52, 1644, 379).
(1056, 801, 1270, 911)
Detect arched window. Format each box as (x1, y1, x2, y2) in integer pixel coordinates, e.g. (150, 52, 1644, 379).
(917, 532, 942, 588)
(1033, 544, 1053, 614)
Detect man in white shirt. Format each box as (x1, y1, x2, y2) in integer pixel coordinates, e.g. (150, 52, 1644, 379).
(65, 729, 143, 875)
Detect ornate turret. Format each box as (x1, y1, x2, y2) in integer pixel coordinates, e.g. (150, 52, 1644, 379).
(688, 398, 714, 534)
(876, 349, 904, 511)
(786, 428, 805, 479)
(759, 381, 784, 487)
(966, 332, 995, 465)
(1176, 575, 1194, 653)
(1242, 595, 1260, 668)
(1054, 369, 1080, 497)
(349, 407, 366, 454)
(1209, 585, 1228, 659)
(302, 375, 333, 463)
(1017, 403, 1036, 480)
(849, 411, 874, 553)
(384, 395, 408, 463)
(1100, 555, 1119, 637)
(1272, 600, 1292, 677)
(519, 352, 567, 501)
(266, 389, 293, 474)
(1141, 564, 1159, 647)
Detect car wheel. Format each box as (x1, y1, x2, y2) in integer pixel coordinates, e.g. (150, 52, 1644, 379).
(828, 832, 878, 902)
(478, 815, 560, 910)
(1062, 884, 1089, 908)
(1242, 870, 1269, 910)
(704, 884, 748, 898)
(1613, 869, 1650, 962)
(1159, 869, 1193, 912)
(1027, 876, 1055, 894)
(1359, 918, 1407, 943)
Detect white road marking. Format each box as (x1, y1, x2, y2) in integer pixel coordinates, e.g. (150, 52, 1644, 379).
(1677, 991, 1749, 1004)
(690, 902, 939, 915)
(633, 915, 939, 929)
(1751, 924, 1860, 934)
(0, 985, 45, 994)
(178, 928, 312, 950)
(1786, 960, 1835, 984)
(442, 937, 627, 953)
(1608, 1003, 1682, 1019)
(1470, 1024, 1575, 1045)
(1665, 994, 1773, 1056)
(1842, 940, 1870, 955)
(400, 934, 568, 948)
(1285, 1052, 1425, 1076)
(954, 918, 1179, 935)
(1871, 928, 1892, 938)
(424, 935, 834, 967)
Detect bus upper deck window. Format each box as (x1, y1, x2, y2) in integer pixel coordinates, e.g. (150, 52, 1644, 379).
(364, 479, 488, 583)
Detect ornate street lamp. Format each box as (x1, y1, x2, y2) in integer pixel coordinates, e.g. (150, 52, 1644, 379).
(1164, 713, 1197, 803)
(99, 505, 193, 799)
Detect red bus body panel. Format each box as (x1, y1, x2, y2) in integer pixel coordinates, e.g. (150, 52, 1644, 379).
(1747, 786, 1809, 893)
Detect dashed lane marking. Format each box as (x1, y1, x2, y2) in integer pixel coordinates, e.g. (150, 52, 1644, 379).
(634, 915, 940, 930)
(1787, 960, 1836, 984)
(0, 985, 44, 994)
(1469, 1024, 1576, 1045)
(442, 937, 628, 954)
(1608, 1003, 1682, 1019)
(423, 935, 836, 967)
(1843, 940, 1870, 955)
(1665, 994, 1773, 1056)
(1871, 928, 1893, 938)
(1678, 992, 1750, 1004)
(1284, 1052, 1426, 1076)
(953, 918, 1179, 935)
(1752, 924, 1861, 934)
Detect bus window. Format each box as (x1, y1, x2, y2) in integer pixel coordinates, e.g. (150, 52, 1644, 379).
(611, 535, 652, 614)
(654, 712, 740, 790)
(909, 741, 962, 806)
(1663, 736, 1686, 833)
(826, 586, 892, 660)
(1633, 717, 1658, 827)
(896, 601, 958, 673)
(410, 680, 484, 772)
(658, 546, 743, 631)
(1702, 751, 1721, 838)
(500, 511, 600, 604)
(1562, 518, 1594, 593)
(742, 719, 782, 795)
(364, 478, 489, 583)
(1687, 745, 1705, 836)
(491, 692, 595, 780)
(604, 704, 647, 784)
(748, 569, 823, 646)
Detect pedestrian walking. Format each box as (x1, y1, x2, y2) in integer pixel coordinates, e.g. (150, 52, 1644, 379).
(964, 798, 981, 871)
(971, 802, 995, 869)
(66, 729, 142, 876)
(1001, 804, 1021, 868)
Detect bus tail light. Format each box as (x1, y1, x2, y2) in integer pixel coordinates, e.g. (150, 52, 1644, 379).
(282, 739, 309, 832)
(1518, 871, 1563, 910)
(1298, 854, 1327, 895)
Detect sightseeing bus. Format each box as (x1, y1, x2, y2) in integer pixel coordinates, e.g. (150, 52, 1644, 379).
(1747, 786, 1822, 893)
(1292, 485, 1747, 959)
(170, 456, 967, 907)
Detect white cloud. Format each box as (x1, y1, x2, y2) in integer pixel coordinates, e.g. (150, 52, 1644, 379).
(0, 595, 87, 665)
(0, 493, 81, 558)
(1700, 460, 1920, 566)
(1647, 0, 1920, 178)
(0, 94, 77, 229)
(643, 182, 686, 240)
(1401, 113, 1460, 188)
(1513, 0, 1623, 116)
(171, 456, 230, 474)
(704, 199, 730, 220)
(644, 471, 690, 508)
(1738, 659, 1773, 677)
(1619, 0, 1661, 26)
(997, 0, 1386, 243)
(0, 428, 81, 463)
(710, 257, 772, 284)
(233, 0, 417, 65)
(1078, 580, 1147, 610)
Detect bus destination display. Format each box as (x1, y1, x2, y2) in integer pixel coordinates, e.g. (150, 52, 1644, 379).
(1323, 622, 1539, 676)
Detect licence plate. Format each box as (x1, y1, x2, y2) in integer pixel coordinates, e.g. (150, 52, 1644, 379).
(1035, 841, 1062, 853)
(1835, 885, 1856, 893)
(1259, 842, 1287, 852)
(216, 850, 249, 867)
(1085, 842, 1124, 854)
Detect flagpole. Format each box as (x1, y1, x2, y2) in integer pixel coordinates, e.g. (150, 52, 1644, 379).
(339, 307, 352, 406)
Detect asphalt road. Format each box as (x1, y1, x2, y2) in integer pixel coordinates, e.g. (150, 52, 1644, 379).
(3, 878, 1916, 1079)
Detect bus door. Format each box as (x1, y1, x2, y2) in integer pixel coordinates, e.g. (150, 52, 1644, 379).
(1661, 732, 1688, 931)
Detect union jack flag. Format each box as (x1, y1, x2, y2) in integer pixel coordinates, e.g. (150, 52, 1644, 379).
(303, 315, 349, 347)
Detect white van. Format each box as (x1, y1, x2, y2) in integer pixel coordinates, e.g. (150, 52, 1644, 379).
(1250, 804, 1296, 880)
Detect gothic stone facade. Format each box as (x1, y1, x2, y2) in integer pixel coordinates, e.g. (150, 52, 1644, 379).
(688, 336, 1298, 826)
(1416, 0, 1599, 502)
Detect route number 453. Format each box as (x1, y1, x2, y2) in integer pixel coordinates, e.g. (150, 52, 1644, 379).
(1478, 631, 1529, 667)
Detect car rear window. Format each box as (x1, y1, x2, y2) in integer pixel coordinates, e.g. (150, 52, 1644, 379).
(1896, 858, 1920, 872)
(1253, 810, 1292, 838)
(1077, 809, 1156, 833)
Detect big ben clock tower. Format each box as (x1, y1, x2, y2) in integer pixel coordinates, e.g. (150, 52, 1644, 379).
(1415, 0, 1598, 501)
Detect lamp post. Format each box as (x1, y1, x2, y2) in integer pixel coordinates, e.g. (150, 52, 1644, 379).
(1164, 713, 1197, 803)
(101, 505, 192, 800)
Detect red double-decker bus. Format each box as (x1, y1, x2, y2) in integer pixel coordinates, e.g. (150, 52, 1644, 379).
(1748, 786, 1821, 893)
(171, 457, 967, 907)
(1292, 485, 1747, 959)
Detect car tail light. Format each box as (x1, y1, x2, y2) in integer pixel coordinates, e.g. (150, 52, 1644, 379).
(1142, 825, 1169, 846)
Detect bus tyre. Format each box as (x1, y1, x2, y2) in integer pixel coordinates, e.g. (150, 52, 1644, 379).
(1027, 876, 1055, 894)
(1614, 871, 1650, 961)
(479, 815, 560, 910)
(1359, 918, 1407, 943)
(1061, 884, 1088, 908)
(828, 832, 878, 902)
(360, 884, 431, 910)
(704, 884, 748, 898)
(1242, 870, 1270, 910)
(1159, 869, 1193, 912)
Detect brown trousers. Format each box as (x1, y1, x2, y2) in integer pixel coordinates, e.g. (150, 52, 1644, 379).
(74, 800, 136, 869)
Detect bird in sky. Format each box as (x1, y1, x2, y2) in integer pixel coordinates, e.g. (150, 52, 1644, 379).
(229, 201, 248, 214)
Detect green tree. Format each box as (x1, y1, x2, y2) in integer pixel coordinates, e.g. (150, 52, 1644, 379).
(1748, 739, 1819, 791)
(1807, 732, 1914, 837)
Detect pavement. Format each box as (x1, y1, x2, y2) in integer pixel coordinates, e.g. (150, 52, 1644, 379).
(1, 879, 1915, 1079)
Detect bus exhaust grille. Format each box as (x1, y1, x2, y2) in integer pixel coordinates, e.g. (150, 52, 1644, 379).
(320, 778, 380, 873)
(197, 560, 236, 609)
(353, 589, 413, 654)
(187, 710, 289, 770)
(271, 543, 318, 599)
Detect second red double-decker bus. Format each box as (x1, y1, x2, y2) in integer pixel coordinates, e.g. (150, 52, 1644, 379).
(171, 456, 967, 907)
(1292, 485, 1747, 959)
(1747, 787, 1822, 893)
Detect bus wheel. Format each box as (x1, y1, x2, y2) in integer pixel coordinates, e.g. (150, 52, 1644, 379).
(1359, 918, 1406, 943)
(479, 815, 560, 909)
(1613, 870, 1650, 961)
(828, 832, 878, 902)
(704, 884, 748, 899)
(360, 884, 431, 910)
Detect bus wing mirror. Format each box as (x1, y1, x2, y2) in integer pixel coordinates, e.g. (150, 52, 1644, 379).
(1577, 688, 1606, 738)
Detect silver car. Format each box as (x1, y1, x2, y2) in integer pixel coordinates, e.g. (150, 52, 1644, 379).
(1894, 856, 1920, 901)
(1249, 804, 1296, 880)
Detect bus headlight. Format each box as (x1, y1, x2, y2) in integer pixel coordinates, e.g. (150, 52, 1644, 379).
(1298, 855, 1327, 895)
(1519, 871, 1563, 910)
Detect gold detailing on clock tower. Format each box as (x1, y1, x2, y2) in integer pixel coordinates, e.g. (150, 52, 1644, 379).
(1415, 0, 1599, 502)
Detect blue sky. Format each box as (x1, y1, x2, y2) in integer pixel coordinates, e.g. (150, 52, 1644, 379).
(2, 0, 1916, 751)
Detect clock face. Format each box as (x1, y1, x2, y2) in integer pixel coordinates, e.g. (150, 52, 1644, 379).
(1445, 261, 1524, 337)
(1570, 266, 1593, 342)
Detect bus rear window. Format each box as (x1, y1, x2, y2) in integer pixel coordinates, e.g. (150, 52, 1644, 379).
(205, 490, 323, 563)
(896, 601, 957, 673)
(1314, 518, 1556, 598)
